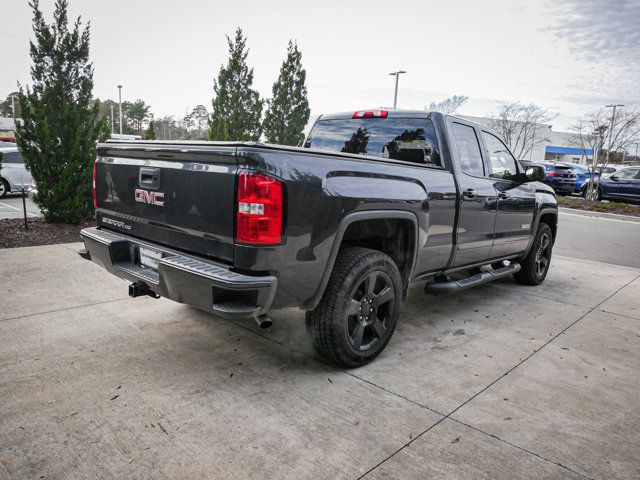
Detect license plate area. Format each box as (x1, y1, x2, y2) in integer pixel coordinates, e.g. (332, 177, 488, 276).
(138, 246, 163, 271)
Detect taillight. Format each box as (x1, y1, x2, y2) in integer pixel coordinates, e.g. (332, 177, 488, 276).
(236, 171, 284, 245)
(93, 161, 98, 209)
(352, 110, 388, 119)
(547, 172, 559, 177)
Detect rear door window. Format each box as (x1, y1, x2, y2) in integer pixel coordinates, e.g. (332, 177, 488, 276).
(615, 168, 639, 179)
(304, 117, 441, 167)
(451, 123, 485, 177)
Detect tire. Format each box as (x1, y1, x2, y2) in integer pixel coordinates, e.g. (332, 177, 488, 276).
(514, 223, 553, 286)
(306, 247, 402, 368)
(0, 179, 9, 199)
(593, 188, 602, 201)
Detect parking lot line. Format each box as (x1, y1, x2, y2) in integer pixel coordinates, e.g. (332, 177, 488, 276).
(0, 201, 20, 211)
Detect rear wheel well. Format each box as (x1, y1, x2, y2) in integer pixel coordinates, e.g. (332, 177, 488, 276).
(538, 212, 557, 241)
(339, 218, 415, 293)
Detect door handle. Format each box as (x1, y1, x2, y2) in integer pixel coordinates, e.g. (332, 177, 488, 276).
(497, 192, 509, 199)
(463, 189, 477, 199)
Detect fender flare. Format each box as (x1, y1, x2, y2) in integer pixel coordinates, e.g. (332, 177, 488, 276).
(524, 207, 558, 255)
(302, 210, 420, 310)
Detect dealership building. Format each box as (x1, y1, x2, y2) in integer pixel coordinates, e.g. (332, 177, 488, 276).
(460, 115, 593, 165)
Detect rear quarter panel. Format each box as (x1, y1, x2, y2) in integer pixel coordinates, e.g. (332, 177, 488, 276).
(234, 147, 457, 309)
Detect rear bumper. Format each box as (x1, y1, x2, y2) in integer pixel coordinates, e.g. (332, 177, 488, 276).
(80, 227, 277, 320)
(549, 181, 575, 193)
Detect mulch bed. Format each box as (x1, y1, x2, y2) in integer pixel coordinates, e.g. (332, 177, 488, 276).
(0, 218, 95, 249)
(557, 196, 640, 217)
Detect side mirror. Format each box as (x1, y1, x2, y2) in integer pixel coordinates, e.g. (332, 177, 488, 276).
(610, 175, 619, 181)
(525, 165, 545, 182)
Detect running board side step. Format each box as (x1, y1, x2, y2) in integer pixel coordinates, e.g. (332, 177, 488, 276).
(425, 263, 521, 294)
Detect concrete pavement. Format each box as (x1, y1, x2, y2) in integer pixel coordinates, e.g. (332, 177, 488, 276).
(1, 243, 639, 479)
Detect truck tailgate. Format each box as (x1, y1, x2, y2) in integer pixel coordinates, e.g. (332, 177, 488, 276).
(94, 144, 238, 263)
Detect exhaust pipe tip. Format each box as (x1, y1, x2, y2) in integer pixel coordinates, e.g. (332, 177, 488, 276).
(255, 314, 273, 329)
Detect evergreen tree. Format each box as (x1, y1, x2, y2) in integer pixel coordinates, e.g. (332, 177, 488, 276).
(263, 41, 310, 146)
(16, 0, 106, 223)
(208, 28, 263, 141)
(124, 99, 151, 134)
(143, 120, 156, 140)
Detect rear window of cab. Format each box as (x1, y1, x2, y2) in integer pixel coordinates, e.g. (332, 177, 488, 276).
(304, 117, 441, 167)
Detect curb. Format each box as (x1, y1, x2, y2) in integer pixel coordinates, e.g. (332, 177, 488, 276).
(559, 207, 640, 223)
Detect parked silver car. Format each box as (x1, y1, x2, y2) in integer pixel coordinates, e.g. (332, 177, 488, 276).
(0, 147, 35, 198)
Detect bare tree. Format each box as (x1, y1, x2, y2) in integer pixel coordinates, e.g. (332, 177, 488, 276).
(487, 101, 556, 160)
(427, 95, 469, 114)
(569, 107, 640, 199)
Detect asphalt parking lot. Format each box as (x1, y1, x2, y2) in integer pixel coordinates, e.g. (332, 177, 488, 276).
(0, 193, 41, 220)
(1, 231, 639, 478)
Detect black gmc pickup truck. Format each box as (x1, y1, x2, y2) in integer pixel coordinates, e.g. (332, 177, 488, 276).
(80, 110, 557, 367)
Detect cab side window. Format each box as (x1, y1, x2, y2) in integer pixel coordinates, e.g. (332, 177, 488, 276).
(451, 123, 484, 177)
(481, 132, 518, 180)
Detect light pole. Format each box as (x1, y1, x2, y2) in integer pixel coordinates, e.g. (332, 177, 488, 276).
(389, 70, 406, 109)
(110, 105, 114, 135)
(9, 94, 18, 120)
(117, 85, 123, 139)
(604, 104, 624, 166)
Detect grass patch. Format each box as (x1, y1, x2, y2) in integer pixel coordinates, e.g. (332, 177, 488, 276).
(558, 196, 640, 217)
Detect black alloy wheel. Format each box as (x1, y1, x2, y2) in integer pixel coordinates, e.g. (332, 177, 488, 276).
(534, 231, 551, 279)
(346, 270, 395, 352)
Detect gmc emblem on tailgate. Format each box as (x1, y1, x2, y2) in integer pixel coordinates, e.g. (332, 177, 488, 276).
(135, 188, 165, 206)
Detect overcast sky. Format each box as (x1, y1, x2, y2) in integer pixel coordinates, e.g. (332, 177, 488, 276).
(2, 0, 638, 131)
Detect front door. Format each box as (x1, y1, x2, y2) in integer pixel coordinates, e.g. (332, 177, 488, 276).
(628, 169, 640, 201)
(610, 168, 640, 200)
(448, 120, 498, 267)
(479, 131, 536, 258)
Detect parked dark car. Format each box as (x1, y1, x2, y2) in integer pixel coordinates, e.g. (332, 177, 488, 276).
(80, 110, 557, 367)
(585, 167, 640, 202)
(539, 162, 576, 194)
